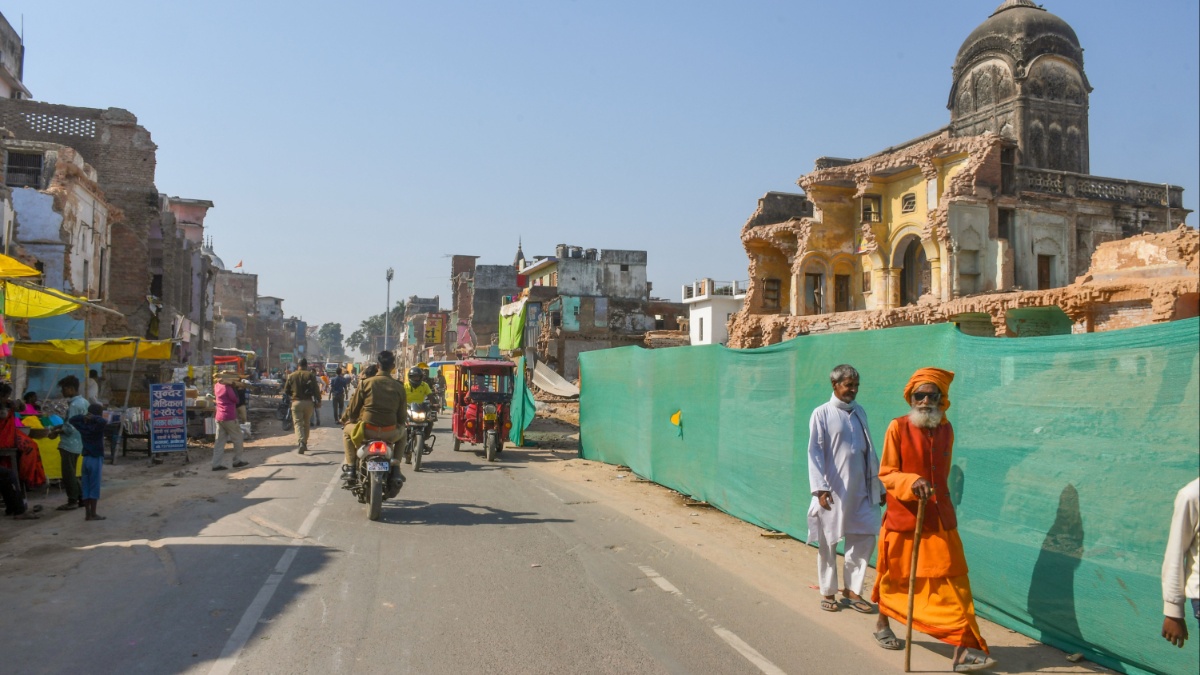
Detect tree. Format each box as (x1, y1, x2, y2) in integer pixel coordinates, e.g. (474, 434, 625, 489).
(317, 322, 345, 359)
(346, 301, 406, 356)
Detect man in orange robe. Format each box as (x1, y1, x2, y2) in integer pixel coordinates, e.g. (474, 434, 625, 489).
(871, 367, 996, 672)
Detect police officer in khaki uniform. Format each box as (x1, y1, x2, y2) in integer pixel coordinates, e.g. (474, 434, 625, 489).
(341, 351, 407, 486)
(284, 358, 321, 453)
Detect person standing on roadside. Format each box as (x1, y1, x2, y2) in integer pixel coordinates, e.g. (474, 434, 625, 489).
(52, 376, 91, 510)
(284, 359, 320, 453)
(70, 403, 108, 521)
(808, 364, 882, 614)
(1161, 477, 1199, 648)
(212, 371, 248, 471)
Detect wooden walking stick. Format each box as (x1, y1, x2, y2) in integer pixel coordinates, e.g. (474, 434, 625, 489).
(904, 495, 928, 673)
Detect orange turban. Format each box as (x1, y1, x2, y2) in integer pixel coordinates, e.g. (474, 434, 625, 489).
(904, 367, 954, 410)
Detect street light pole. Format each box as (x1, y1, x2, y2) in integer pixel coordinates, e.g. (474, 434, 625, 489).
(384, 267, 394, 354)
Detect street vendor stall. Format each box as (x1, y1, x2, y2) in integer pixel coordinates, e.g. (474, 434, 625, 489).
(10, 337, 176, 465)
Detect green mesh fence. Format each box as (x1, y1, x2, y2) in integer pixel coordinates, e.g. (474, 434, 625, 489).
(579, 319, 1200, 675)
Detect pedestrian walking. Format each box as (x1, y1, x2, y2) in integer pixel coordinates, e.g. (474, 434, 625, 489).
(871, 368, 995, 672)
(212, 371, 247, 471)
(284, 359, 320, 453)
(70, 403, 108, 521)
(807, 364, 882, 614)
(1161, 477, 1199, 647)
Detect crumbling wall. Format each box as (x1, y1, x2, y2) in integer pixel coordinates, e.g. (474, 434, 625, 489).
(728, 226, 1199, 347)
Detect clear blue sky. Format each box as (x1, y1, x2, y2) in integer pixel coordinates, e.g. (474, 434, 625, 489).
(5, 0, 1197, 343)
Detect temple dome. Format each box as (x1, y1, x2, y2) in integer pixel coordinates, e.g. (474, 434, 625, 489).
(955, 0, 1084, 77)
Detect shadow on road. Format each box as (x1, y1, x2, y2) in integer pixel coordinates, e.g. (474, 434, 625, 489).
(379, 500, 573, 527)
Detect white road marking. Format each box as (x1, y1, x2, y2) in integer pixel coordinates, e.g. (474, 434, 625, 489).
(637, 565, 786, 675)
(638, 565, 682, 595)
(712, 626, 787, 675)
(207, 467, 341, 675)
(532, 482, 566, 502)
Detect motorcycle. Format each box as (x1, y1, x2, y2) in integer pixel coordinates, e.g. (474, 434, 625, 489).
(348, 438, 404, 521)
(404, 399, 436, 472)
(277, 392, 292, 430)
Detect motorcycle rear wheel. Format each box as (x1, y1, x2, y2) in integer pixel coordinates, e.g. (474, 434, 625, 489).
(367, 472, 383, 521)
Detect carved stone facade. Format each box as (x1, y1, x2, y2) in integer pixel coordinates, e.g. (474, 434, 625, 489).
(728, 1, 1192, 348)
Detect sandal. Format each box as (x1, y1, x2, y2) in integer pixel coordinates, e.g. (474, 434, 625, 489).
(953, 650, 997, 672)
(844, 598, 875, 614)
(873, 626, 903, 650)
(56, 502, 80, 511)
(820, 597, 841, 612)
(13, 511, 41, 520)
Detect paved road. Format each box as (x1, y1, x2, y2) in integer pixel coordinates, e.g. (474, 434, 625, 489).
(3, 403, 922, 674)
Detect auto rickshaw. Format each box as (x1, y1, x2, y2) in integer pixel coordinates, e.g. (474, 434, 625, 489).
(451, 359, 516, 461)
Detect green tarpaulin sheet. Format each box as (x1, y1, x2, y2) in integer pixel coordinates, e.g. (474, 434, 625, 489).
(509, 356, 536, 446)
(579, 319, 1200, 675)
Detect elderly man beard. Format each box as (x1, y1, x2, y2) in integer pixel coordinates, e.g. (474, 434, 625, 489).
(871, 367, 996, 673)
(807, 364, 882, 615)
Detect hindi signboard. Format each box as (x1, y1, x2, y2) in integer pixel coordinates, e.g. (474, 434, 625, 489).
(149, 383, 188, 453)
(279, 352, 294, 362)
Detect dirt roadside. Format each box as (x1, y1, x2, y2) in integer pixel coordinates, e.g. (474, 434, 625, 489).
(0, 408, 337, 576)
(516, 406, 1112, 674)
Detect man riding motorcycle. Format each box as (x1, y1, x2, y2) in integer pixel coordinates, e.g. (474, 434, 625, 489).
(340, 351, 407, 487)
(404, 367, 433, 405)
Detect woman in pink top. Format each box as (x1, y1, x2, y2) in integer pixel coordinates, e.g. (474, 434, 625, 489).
(211, 373, 247, 471)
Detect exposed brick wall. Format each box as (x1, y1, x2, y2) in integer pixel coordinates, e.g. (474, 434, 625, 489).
(0, 100, 159, 334)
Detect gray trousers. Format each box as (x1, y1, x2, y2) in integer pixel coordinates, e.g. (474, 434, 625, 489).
(212, 419, 244, 468)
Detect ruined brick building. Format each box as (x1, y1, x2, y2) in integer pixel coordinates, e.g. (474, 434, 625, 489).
(730, 0, 1193, 347)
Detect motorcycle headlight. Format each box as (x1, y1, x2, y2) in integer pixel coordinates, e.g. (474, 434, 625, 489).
(410, 411, 426, 422)
(483, 404, 497, 415)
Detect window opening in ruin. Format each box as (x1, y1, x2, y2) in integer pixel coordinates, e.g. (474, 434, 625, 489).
(899, 239, 930, 307)
(82, 260, 89, 297)
(1037, 255, 1054, 290)
(862, 195, 882, 223)
(834, 274, 851, 312)
(804, 273, 824, 315)
(698, 317, 704, 342)
(901, 193, 916, 213)
(5, 151, 42, 189)
(762, 278, 782, 312)
(1000, 147, 1016, 195)
(151, 274, 163, 298)
(862, 271, 872, 293)
(620, 264, 629, 272)
(97, 247, 106, 296)
(998, 208, 1014, 241)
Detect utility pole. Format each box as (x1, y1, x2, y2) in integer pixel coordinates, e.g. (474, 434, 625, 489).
(384, 267, 394, 354)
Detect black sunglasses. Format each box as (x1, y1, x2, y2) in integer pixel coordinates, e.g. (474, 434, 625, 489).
(912, 391, 942, 402)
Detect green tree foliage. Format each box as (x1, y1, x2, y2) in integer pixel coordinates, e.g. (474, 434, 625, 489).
(317, 322, 345, 358)
(346, 301, 406, 356)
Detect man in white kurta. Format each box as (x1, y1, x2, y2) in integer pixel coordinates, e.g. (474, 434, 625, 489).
(807, 364, 882, 612)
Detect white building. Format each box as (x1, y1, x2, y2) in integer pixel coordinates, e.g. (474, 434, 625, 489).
(682, 279, 747, 346)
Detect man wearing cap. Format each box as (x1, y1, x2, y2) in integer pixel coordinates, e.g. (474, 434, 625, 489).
(871, 367, 995, 673)
(212, 371, 247, 471)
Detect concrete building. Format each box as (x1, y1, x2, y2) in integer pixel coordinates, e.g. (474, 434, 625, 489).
(730, 0, 1191, 347)
(682, 279, 747, 346)
(0, 12, 29, 101)
(5, 142, 114, 297)
(519, 244, 683, 379)
(448, 255, 520, 355)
